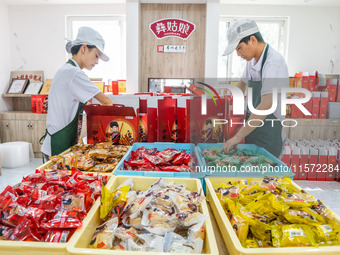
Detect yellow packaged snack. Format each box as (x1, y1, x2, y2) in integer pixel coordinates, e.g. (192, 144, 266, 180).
(245, 192, 289, 216)
(272, 224, 317, 247)
(249, 218, 272, 243)
(242, 238, 259, 248)
(100, 186, 114, 220)
(231, 214, 249, 244)
(100, 185, 130, 220)
(312, 199, 336, 221)
(283, 191, 318, 208)
(283, 208, 325, 225)
(312, 224, 340, 246)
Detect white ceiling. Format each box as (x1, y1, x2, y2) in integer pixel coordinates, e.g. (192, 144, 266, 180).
(0, 0, 340, 6)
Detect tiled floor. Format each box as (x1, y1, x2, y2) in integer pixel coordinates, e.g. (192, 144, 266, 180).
(1, 160, 340, 216)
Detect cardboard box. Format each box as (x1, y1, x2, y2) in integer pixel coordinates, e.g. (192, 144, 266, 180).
(312, 92, 321, 119)
(319, 92, 328, 119)
(83, 104, 138, 145)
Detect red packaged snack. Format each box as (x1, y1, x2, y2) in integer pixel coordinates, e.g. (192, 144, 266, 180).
(42, 211, 82, 229)
(1, 202, 26, 227)
(0, 224, 13, 240)
(45, 170, 70, 182)
(89, 180, 104, 200)
(157, 148, 181, 162)
(22, 207, 47, 228)
(44, 229, 75, 243)
(32, 194, 61, 212)
(22, 172, 46, 184)
(9, 218, 42, 241)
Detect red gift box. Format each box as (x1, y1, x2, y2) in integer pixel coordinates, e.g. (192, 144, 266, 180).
(317, 147, 328, 181)
(308, 147, 319, 181)
(303, 97, 313, 119)
(296, 144, 309, 180)
(147, 96, 164, 142)
(309, 74, 316, 91)
(281, 145, 291, 167)
(301, 72, 309, 90)
(311, 92, 321, 119)
(290, 145, 300, 180)
(327, 79, 337, 102)
(337, 80, 340, 102)
(157, 97, 177, 142)
(83, 104, 138, 145)
(177, 96, 193, 143)
(188, 96, 227, 144)
(319, 92, 328, 119)
(326, 147, 338, 181)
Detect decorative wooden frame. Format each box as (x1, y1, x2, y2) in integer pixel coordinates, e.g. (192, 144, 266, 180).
(7, 79, 29, 94)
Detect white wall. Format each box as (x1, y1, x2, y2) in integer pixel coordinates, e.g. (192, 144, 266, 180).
(220, 4, 340, 75)
(8, 4, 126, 80)
(0, 3, 11, 111)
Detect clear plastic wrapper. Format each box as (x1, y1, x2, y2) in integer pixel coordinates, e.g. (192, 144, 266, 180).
(89, 218, 118, 249)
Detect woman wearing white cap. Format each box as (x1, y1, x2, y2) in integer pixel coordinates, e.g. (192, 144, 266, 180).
(222, 19, 289, 158)
(41, 26, 114, 158)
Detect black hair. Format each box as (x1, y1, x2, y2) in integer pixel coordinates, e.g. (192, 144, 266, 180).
(239, 32, 264, 44)
(206, 119, 212, 125)
(110, 121, 119, 128)
(70, 45, 96, 55)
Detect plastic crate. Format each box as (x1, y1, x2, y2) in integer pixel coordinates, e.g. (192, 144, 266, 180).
(196, 143, 294, 179)
(67, 176, 218, 255)
(205, 177, 340, 255)
(114, 142, 206, 188)
(0, 175, 112, 255)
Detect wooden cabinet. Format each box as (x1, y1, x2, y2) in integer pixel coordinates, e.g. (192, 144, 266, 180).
(0, 111, 46, 157)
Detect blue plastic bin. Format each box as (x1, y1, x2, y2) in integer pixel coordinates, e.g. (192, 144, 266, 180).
(196, 143, 294, 179)
(114, 142, 206, 191)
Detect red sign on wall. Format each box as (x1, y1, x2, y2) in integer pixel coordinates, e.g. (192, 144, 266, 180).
(149, 18, 196, 40)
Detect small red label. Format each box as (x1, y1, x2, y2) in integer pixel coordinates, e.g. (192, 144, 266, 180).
(157, 45, 164, 52)
(150, 18, 196, 40)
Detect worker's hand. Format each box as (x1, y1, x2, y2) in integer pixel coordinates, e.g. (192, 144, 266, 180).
(223, 134, 243, 154)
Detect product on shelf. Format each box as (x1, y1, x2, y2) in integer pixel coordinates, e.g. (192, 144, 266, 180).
(89, 178, 207, 253)
(48, 140, 130, 172)
(201, 147, 277, 169)
(122, 147, 195, 172)
(0, 169, 108, 243)
(214, 176, 340, 248)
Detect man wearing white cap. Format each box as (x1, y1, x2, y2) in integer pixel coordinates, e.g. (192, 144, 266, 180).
(41, 27, 114, 158)
(222, 19, 289, 158)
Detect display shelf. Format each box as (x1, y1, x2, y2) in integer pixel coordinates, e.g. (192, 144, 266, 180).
(2, 93, 32, 98)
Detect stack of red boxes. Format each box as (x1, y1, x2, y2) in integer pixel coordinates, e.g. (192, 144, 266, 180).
(282, 139, 340, 181)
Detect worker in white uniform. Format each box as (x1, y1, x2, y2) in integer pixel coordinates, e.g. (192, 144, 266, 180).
(41, 27, 113, 158)
(222, 19, 289, 158)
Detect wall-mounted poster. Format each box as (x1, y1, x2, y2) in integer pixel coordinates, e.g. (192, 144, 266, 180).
(7, 79, 29, 94)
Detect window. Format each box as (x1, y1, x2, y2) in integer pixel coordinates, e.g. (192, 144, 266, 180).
(66, 16, 126, 83)
(218, 17, 289, 78)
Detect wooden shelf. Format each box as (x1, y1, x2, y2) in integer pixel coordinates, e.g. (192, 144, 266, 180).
(2, 94, 32, 98)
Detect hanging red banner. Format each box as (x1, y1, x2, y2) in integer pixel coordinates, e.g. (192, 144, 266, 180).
(149, 18, 196, 40)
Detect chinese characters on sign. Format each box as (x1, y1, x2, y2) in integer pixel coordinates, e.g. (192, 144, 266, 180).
(150, 18, 196, 40)
(157, 45, 186, 53)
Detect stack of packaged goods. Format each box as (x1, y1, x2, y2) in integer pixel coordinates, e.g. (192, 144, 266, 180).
(90, 178, 207, 252)
(47, 141, 130, 173)
(0, 169, 108, 242)
(212, 176, 340, 248)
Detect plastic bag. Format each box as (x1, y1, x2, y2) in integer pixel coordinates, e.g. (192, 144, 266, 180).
(89, 218, 118, 249)
(0, 224, 13, 240)
(44, 229, 74, 243)
(42, 211, 82, 229)
(61, 192, 85, 212)
(271, 224, 317, 247)
(312, 224, 340, 246)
